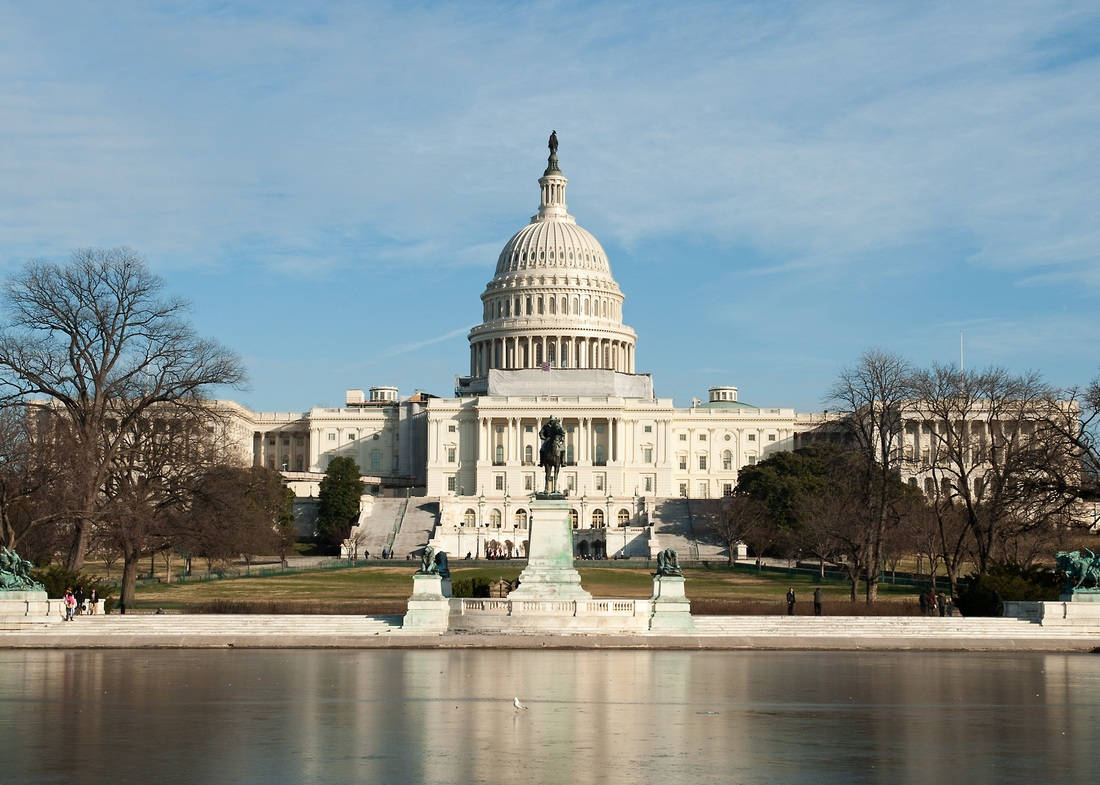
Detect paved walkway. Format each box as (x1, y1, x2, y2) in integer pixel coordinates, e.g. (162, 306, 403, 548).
(3, 614, 1098, 651)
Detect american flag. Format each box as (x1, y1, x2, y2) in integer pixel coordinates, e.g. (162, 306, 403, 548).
(539, 361, 551, 371)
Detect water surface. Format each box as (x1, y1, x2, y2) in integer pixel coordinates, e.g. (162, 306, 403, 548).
(2, 650, 1098, 784)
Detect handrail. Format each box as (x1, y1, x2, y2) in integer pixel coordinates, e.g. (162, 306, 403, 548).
(684, 498, 701, 561)
(386, 494, 411, 554)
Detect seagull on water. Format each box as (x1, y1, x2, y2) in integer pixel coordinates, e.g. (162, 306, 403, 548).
(513, 697, 528, 711)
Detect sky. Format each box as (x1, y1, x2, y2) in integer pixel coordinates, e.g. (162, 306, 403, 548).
(2, 1, 1098, 413)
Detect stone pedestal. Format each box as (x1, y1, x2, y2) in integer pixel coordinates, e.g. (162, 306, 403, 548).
(649, 575, 694, 632)
(402, 574, 451, 632)
(0, 589, 60, 629)
(1004, 598, 1100, 628)
(508, 497, 591, 601)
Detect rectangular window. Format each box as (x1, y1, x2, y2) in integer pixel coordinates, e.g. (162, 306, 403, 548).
(644, 425, 652, 433)
(447, 447, 456, 463)
(698, 482, 708, 497)
(679, 483, 688, 497)
(448, 425, 456, 432)
(595, 474, 605, 491)
(495, 475, 504, 491)
(567, 474, 576, 491)
(768, 434, 776, 442)
(447, 476, 456, 492)
(525, 425, 534, 433)
(645, 476, 653, 492)
(679, 433, 687, 441)
(524, 475, 533, 490)
(698, 455, 707, 470)
(748, 455, 757, 465)
(644, 447, 653, 463)
(348, 433, 355, 440)
(723, 483, 733, 496)
(699, 434, 706, 441)
(679, 456, 687, 470)
(748, 434, 756, 442)
(328, 433, 336, 441)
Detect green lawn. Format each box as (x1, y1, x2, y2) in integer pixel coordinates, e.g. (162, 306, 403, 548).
(132, 562, 922, 614)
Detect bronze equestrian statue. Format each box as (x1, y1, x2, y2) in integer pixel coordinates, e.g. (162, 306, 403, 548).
(538, 416, 566, 494)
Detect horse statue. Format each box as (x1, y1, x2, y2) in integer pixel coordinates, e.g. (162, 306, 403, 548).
(538, 416, 566, 494)
(1055, 549, 1100, 591)
(655, 548, 683, 577)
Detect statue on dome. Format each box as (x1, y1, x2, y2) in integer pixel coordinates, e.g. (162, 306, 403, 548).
(538, 416, 566, 495)
(548, 130, 558, 156)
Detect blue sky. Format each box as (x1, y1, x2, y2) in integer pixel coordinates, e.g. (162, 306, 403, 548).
(2, 1, 1098, 413)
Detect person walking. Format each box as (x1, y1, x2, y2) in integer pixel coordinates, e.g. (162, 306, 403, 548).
(88, 588, 98, 615)
(813, 587, 823, 616)
(63, 589, 76, 621)
(936, 592, 947, 618)
(786, 587, 796, 616)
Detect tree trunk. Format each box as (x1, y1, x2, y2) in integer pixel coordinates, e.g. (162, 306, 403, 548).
(119, 550, 140, 613)
(865, 574, 879, 603)
(849, 574, 858, 601)
(819, 558, 825, 579)
(65, 518, 90, 572)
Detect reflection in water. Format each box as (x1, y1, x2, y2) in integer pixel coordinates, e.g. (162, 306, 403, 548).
(2, 650, 1098, 784)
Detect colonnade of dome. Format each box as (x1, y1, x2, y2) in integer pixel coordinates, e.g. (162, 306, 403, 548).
(468, 143, 637, 377)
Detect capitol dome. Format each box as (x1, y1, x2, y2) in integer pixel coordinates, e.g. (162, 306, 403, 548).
(468, 138, 637, 378)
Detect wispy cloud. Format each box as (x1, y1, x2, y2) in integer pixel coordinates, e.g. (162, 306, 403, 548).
(1, 1, 1097, 411)
(378, 325, 475, 359)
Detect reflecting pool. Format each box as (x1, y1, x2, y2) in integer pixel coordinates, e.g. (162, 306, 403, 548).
(2, 650, 1098, 784)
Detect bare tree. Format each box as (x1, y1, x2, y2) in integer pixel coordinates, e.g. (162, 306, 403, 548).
(705, 495, 767, 566)
(0, 248, 245, 569)
(909, 365, 1077, 576)
(829, 349, 914, 602)
(94, 405, 225, 610)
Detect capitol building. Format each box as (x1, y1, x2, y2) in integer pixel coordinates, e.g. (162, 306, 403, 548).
(221, 140, 832, 558)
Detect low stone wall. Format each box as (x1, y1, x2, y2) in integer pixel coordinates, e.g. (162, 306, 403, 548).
(449, 597, 651, 633)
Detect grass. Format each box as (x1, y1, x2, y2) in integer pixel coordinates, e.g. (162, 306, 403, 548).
(131, 562, 924, 615)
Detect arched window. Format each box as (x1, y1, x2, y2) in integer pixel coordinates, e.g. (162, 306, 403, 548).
(463, 509, 476, 526)
(572, 297, 579, 315)
(549, 297, 556, 314)
(490, 509, 502, 527)
(592, 509, 605, 528)
(566, 444, 574, 464)
(561, 296, 567, 313)
(524, 444, 533, 464)
(617, 508, 630, 526)
(569, 509, 579, 529)
(595, 444, 605, 465)
(495, 444, 504, 464)
(515, 509, 528, 528)
(722, 450, 733, 470)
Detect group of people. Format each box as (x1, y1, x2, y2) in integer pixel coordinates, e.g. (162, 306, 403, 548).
(785, 587, 825, 616)
(61, 586, 99, 621)
(919, 588, 955, 617)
